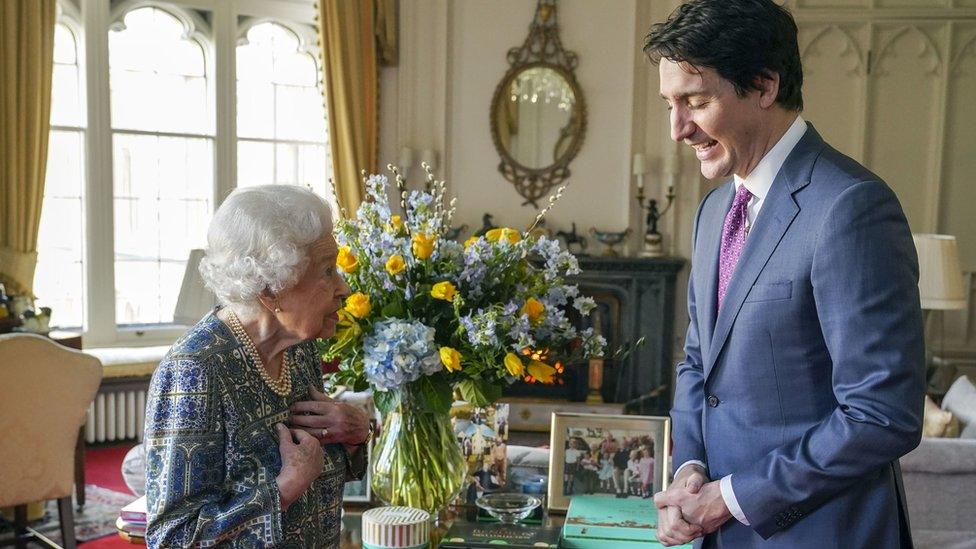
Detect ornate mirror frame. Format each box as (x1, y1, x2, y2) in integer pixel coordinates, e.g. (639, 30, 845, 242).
(489, 0, 587, 207)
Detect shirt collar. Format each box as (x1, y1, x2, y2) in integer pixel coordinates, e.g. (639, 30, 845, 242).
(733, 114, 807, 200)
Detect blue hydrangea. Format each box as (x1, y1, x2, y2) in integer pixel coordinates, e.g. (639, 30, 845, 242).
(363, 318, 442, 391)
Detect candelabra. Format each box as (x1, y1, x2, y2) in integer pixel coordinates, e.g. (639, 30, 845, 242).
(632, 153, 676, 258)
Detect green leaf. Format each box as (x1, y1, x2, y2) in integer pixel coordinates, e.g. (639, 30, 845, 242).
(351, 377, 369, 393)
(381, 300, 404, 318)
(456, 378, 502, 407)
(373, 389, 401, 414)
(417, 375, 453, 415)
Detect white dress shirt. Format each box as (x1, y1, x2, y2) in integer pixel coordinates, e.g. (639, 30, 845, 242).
(674, 114, 808, 526)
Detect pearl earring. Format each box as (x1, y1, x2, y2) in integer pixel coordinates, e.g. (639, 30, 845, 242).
(274, 306, 282, 314)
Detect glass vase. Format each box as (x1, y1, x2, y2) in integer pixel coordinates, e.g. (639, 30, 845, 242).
(370, 397, 467, 516)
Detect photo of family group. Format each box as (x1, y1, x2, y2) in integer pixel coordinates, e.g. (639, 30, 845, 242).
(548, 413, 670, 511)
(563, 429, 657, 498)
(450, 402, 510, 503)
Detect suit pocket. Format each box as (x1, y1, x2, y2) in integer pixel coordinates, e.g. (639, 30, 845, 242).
(745, 281, 793, 302)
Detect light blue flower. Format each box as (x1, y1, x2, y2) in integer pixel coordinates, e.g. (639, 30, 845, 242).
(573, 295, 597, 315)
(363, 318, 442, 391)
(460, 308, 499, 348)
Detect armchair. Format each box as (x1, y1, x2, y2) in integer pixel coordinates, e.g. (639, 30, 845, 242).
(0, 334, 102, 548)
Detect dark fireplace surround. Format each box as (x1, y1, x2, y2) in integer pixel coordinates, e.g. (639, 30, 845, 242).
(503, 256, 684, 415)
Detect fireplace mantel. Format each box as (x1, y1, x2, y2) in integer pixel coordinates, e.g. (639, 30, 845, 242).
(504, 256, 685, 416)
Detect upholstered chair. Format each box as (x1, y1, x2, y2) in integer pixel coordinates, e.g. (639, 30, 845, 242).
(0, 334, 102, 549)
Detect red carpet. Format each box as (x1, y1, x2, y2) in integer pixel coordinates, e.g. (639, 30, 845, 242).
(80, 443, 137, 548)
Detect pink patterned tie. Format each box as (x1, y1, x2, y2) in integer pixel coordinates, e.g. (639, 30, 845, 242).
(718, 185, 753, 310)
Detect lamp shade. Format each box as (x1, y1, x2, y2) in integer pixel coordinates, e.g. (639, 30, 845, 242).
(913, 234, 966, 310)
(173, 249, 216, 325)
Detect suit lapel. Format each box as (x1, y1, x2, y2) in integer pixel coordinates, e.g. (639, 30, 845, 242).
(702, 125, 823, 382)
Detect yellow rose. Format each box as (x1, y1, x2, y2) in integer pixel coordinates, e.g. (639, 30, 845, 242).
(337, 246, 358, 273)
(439, 347, 462, 372)
(390, 214, 404, 232)
(464, 236, 479, 249)
(521, 297, 545, 325)
(412, 232, 436, 260)
(527, 360, 556, 384)
(431, 281, 457, 302)
(504, 352, 525, 377)
(344, 292, 371, 319)
(486, 227, 521, 244)
(385, 254, 406, 276)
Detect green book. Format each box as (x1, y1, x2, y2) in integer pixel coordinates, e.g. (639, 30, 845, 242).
(561, 496, 694, 549)
(439, 520, 560, 548)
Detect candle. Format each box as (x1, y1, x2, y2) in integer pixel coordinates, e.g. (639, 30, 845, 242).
(632, 152, 647, 176)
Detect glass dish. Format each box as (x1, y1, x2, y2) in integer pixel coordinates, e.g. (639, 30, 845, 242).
(475, 492, 542, 524)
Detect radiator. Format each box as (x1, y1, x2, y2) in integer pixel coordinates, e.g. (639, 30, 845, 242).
(85, 389, 146, 443)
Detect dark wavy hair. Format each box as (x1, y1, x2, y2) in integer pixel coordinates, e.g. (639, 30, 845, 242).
(643, 0, 803, 111)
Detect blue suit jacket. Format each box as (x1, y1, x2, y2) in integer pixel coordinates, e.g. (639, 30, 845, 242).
(672, 124, 925, 548)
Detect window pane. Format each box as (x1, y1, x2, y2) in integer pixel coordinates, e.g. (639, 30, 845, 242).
(300, 144, 329, 197)
(35, 130, 86, 328)
(53, 24, 77, 64)
(236, 80, 274, 139)
(109, 6, 214, 328)
(35, 24, 85, 329)
(50, 23, 83, 127)
(109, 7, 210, 135)
(237, 140, 274, 187)
(113, 133, 212, 325)
(236, 21, 331, 197)
(275, 85, 326, 141)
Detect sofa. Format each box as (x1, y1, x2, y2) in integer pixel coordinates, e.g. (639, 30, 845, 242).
(900, 375, 976, 549)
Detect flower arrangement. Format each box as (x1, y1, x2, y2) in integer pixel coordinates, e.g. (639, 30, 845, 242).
(318, 165, 605, 513)
(320, 165, 606, 415)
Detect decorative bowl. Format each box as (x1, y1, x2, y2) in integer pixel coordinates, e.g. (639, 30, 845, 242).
(590, 227, 633, 257)
(475, 492, 542, 524)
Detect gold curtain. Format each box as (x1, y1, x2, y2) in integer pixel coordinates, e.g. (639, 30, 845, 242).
(375, 0, 398, 67)
(316, 0, 382, 215)
(0, 0, 56, 296)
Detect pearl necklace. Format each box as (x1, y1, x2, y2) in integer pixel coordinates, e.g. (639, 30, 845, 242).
(226, 310, 292, 396)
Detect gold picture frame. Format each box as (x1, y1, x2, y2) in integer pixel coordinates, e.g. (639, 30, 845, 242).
(547, 412, 671, 512)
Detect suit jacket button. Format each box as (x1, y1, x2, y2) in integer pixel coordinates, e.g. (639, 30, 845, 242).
(707, 395, 719, 407)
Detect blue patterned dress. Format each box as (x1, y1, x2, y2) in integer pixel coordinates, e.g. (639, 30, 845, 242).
(145, 311, 356, 548)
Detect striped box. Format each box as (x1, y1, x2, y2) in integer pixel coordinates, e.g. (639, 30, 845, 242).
(362, 506, 431, 549)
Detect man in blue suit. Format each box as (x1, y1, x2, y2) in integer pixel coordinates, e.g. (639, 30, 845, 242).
(647, 1, 925, 547)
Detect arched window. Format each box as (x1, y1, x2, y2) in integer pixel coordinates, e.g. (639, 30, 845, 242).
(109, 6, 213, 325)
(35, 19, 86, 328)
(236, 21, 331, 197)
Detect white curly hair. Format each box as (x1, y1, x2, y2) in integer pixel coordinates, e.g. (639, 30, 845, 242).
(199, 185, 334, 312)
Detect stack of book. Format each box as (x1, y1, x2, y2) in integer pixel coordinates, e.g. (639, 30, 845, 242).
(440, 520, 560, 548)
(116, 496, 147, 544)
(561, 496, 693, 548)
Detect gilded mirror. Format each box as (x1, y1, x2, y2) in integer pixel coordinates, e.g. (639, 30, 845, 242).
(490, 0, 586, 207)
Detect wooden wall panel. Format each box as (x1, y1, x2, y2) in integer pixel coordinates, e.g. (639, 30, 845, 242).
(865, 24, 946, 232)
(939, 23, 976, 269)
(799, 24, 868, 161)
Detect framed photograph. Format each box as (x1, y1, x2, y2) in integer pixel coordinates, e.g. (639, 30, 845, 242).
(334, 388, 376, 504)
(451, 402, 510, 505)
(547, 412, 670, 512)
(341, 419, 374, 503)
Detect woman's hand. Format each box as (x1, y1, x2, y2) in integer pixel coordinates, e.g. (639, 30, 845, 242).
(275, 423, 324, 511)
(288, 385, 370, 453)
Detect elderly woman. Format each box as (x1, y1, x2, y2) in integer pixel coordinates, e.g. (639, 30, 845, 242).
(145, 185, 370, 548)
